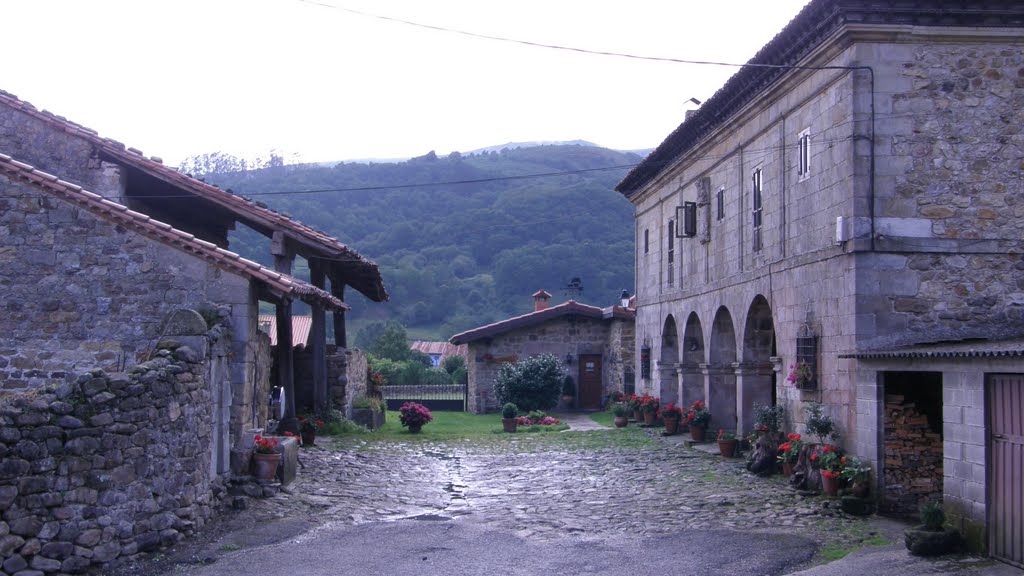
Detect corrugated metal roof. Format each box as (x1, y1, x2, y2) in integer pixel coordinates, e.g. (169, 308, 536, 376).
(839, 338, 1024, 360)
(449, 300, 635, 345)
(258, 315, 313, 347)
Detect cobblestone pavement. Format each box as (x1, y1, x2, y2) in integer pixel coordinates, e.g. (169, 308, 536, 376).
(133, 416, 1018, 575)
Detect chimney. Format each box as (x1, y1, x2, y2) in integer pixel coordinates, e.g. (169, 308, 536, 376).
(532, 289, 552, 312)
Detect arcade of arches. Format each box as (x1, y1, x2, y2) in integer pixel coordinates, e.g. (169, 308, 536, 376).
(655, 296, 778, 434)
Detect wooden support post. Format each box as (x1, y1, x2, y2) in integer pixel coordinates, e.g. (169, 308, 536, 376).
(271, 230, 293, 275)
(331, 277, 347, 348)
(276, 300, 298, 433)
(310, 261, 327, 413)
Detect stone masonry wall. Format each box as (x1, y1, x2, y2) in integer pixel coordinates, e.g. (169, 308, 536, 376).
(343, 349, 368, 418)
(0, 336, 222, 575)
(0, 174, 252, 390)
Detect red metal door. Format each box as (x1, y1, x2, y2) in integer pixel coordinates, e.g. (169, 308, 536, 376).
(578, 355, 603, 410)
(988, 373, 1024, 568)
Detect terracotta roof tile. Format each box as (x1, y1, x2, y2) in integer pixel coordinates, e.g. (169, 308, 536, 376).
(449, 300, 634, 345)
(0, 89, 387, 302)
(0, 152, 347, 312)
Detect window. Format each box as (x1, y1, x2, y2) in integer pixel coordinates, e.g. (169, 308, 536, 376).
(644, 228, 649, 254)
(667, 220, 675, 286)
(752, 167, 763, 252)
(679, 202, 697, 237)
(797, 129, 811, 180)
(716, 187, 725, 221)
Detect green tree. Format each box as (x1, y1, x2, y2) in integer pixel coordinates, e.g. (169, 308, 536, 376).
(442, 354, 465, 375)
(369, 324, 411, 361)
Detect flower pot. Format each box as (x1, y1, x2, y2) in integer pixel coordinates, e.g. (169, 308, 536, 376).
(632, 410, 642, 422)
(408, 423, 423, 434)
(502, 418, 518, 433)
(718, 439, 738, 457)
(252, 452, 281, 481)
(782, 461, 795, 477)
(689, 425, 706, 442)
(663, 417, 679, 435)
(301, 431, 316, 446)
(613, 416, 628, 428)
(643, 411, 656, 426)
(821, 473, 840, 496)
(851, 479, 869, 498)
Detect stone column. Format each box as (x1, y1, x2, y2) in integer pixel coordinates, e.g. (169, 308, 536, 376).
(703, 362, 737, 433)
(734, 361, 773, 434)
(680, 362, 704, 407)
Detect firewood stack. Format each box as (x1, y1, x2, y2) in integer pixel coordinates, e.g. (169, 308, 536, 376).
(883, 394, 943, 515)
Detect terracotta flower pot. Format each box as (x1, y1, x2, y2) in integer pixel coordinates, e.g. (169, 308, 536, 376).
(301, 431, 316, 446)
(502, 418, 518, 433)
(689, 425, 706, 442)
(643, 411, 656, 426)
(614, 416, 628, 428)
(632, 410, 642, 422)
(821, 473, 840, 496)
(663, 417, 679, 435)
(782, 461, 795, 477)
(718, 439, 738, 457)
(252, 452, 281, 481)
(408, 423, 423, 434)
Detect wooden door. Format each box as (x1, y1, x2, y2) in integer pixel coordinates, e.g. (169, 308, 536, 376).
(578, 355, 603, 410)
(988, 373, 1024, 568)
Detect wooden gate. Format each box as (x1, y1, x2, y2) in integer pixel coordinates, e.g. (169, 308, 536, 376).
(988, 373, 1024, 568)
(578, 354, 603, 410)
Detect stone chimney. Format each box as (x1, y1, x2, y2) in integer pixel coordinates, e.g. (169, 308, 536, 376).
(532, 289, 552, 312)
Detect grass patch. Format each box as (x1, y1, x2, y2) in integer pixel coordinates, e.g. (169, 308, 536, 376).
(588, 410, 614, 427)
(218, 544, 241, 552)
(337, 410, 507, 440)
(819, 543, 852, 562)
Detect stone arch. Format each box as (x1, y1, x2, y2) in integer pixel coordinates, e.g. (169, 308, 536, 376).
(740, 295, 777, 431)
(708, 306, 737, 432)
(680, 312, 705, 408)
(659, 314, 680, 403)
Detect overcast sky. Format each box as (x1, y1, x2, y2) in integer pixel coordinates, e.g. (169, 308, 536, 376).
(2, 0, 809, 166)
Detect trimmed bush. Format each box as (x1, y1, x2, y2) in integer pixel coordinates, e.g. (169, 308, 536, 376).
(493, 354, 562, 412)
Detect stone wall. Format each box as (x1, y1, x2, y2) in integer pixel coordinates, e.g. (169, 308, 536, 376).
(293, 345, 349, 415)
(343, 349, 368, 417)
(0, 174, 253, 391)
(0, 335, 223, 574)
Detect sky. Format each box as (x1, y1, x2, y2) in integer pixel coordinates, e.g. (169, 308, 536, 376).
(2, 0, 811, 167)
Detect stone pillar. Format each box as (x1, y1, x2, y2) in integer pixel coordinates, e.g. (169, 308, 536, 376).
(703, 362, 737, 433)
(733, 361, 773, 434)
(657, 362, 680, 404)
(680, 362, 704, 407)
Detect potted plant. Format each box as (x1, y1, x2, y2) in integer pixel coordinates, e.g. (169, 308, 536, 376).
(625, 394, 642, 421)
(717, 429, 738, 457)
(905, 501, 960, 556)
(685, 400, 711, 441)
(811, 444, 843, 496)
(561, 375, 575, 408)
(502, 402, 518, 433)
(840, 455, 871, 497)
(659, 402, 683, 434)
(639, 395, 660, 426)
(251, 435, 281, 481)
(776, 433, 803, 477)
(752, 403, 786, 435)
(398, 401, 433, 433)
(805, 402, 838, 444)
(786, 360, 813, 389)
(352, 395, 386, 430)
(298, 415, 324, 446)
(611, 402, 629, 428)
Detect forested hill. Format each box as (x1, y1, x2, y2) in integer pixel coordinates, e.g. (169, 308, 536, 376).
(194, 144, 640, 340)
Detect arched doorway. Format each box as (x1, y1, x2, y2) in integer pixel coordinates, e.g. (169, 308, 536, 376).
(660, 315, 679, 404)
(681, 312, 705, 407)
(708, 307, 737, 432)
(740, 295, 777, 431)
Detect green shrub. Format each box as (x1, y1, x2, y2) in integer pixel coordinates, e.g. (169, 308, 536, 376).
(920, 501, 945, 530)
(493, 354, 562, 412)
(501, 403, 518, 419)
(423, 367, 452, 386)
(753, 403, 786, 433)
(352, 396, 383, 412)
(398, 361, 427, 386)
(805, 402, 839, 443)
(442, 355, 465, 375)
(319, 418, 370, 435)
(451, 366, 468, 385)
(611, 402, 627, 417)
(561, 375, 575, 397)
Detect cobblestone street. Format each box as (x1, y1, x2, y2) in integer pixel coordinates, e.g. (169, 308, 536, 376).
(130, 416, 1020, 576)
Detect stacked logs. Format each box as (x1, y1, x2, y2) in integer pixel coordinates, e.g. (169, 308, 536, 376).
(883, 394, 943, 515)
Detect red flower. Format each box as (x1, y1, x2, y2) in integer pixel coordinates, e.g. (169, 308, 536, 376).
(810, 453, 818, 462)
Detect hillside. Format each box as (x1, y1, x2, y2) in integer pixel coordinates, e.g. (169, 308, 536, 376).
(196, 144, 639, 340)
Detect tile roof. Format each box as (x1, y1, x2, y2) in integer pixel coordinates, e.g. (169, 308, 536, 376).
(411, 340, 464, 357)
(616, 0, 1024, 195)
(839, 338, 1024, 360)
(0, 89, 387, 302)
(0, 152, 348, 312)
(258, 315, 313, 347)
(449, 300, 635, 345)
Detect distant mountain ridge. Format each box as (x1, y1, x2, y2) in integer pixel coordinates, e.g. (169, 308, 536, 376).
(196, 143, 639, 340)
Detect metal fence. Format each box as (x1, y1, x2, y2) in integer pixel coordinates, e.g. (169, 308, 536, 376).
(380, 383, 468, 412)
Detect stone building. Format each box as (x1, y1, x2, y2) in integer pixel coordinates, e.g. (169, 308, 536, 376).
(616, 0, 1024, 562)
(451, 290, 635, 413)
